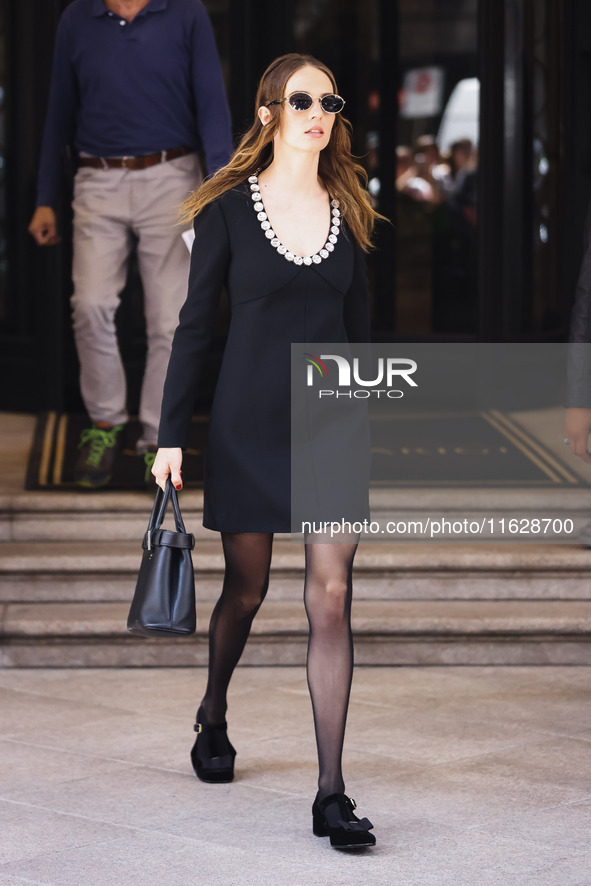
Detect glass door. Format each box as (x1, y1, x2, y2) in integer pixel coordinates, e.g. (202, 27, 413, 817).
(0, 1, 8, 332)
(289, 0, 480, 339)
(394, 0, 479, 337)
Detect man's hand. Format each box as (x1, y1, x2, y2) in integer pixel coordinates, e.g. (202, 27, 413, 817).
(28, 207, 61, 246)
(565, 408, 591, 464)
(151, 447, 183, 491)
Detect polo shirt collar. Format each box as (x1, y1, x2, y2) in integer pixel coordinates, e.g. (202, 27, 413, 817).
(90, 0, 167, 16)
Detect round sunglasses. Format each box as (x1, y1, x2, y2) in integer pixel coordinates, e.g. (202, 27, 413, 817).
(268, 92, 346, 114)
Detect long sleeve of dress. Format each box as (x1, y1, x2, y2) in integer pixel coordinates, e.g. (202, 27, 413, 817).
(157, 200, 230, 448)
(343, 242, 371, 343)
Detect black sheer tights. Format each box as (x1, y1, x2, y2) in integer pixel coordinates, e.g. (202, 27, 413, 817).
(199, 532, 358, 800)
(200, 532, 273, 724)
(304, 541, 357, 799)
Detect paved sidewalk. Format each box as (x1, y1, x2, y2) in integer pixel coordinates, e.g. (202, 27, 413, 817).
(0, 666, 590, 886)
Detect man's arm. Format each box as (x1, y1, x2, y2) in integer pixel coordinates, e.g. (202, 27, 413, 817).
(31, 10, 77, 243)
(189, 2, 233, 175)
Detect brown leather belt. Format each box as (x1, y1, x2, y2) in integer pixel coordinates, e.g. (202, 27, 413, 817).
(78, 146, 191, 170)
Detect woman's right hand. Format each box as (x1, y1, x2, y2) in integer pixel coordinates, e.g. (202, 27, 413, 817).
(151, 447, 183, 491)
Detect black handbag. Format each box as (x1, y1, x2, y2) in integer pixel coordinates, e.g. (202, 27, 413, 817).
(127, 477, 196, 637)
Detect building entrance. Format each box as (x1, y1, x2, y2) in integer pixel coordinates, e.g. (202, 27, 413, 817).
(0, 0, 585, 412)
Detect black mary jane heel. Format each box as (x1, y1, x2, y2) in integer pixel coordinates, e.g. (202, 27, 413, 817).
(190, 706, 236, 783)
(312, 792, 376, 849)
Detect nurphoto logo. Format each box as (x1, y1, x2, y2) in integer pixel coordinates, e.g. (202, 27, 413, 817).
(303, 352, 418, 399)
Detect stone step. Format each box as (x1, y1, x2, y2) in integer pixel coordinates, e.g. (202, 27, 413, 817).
(2, 600, 590, 667)
(0, 491, 206, 543)
(2, 488, 591, 542)
(3, 412, 589, 667)
(2, 541, 591, 603)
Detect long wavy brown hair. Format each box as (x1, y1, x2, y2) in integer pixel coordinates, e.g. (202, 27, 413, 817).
(180, 53, 385, 251)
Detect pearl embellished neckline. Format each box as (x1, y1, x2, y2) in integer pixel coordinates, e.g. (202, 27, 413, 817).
(248, 174, 341, 266)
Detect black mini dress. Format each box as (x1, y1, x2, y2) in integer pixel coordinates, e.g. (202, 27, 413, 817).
(157, 180, 371, 532)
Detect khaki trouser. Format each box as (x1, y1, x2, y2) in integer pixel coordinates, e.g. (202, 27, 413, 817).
(71, 152, 201, 449)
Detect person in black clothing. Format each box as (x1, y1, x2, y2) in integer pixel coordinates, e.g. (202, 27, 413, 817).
(566, 200, 591, 465)
(152, 53, 383, 849)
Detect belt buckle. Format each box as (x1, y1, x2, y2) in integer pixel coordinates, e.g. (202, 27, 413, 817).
(120, 156, 134, 169)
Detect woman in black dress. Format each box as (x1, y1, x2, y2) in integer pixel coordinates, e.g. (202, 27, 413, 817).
(152, 53, 382, 850)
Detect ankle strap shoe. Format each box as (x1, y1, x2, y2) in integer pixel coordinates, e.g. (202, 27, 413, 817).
(312, 792, 376, 849)
(190, 707, 236, 783)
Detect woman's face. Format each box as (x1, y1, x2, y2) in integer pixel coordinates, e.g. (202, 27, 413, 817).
(268, 66, 337, 154)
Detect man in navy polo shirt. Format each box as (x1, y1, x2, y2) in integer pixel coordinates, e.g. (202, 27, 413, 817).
(28, 0, 233, 488)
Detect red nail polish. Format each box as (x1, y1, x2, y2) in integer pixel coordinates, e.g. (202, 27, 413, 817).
(175, 484, 182, 490)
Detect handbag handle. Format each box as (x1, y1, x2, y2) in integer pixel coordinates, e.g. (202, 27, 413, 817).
(147, 477, 187, 535)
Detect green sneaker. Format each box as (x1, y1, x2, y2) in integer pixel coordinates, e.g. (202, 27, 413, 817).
(74, 423, 125, 489)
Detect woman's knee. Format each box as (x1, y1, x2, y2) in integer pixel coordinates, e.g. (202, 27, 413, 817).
(306, 578, 350, 629)
(224, 577, 269, 617)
